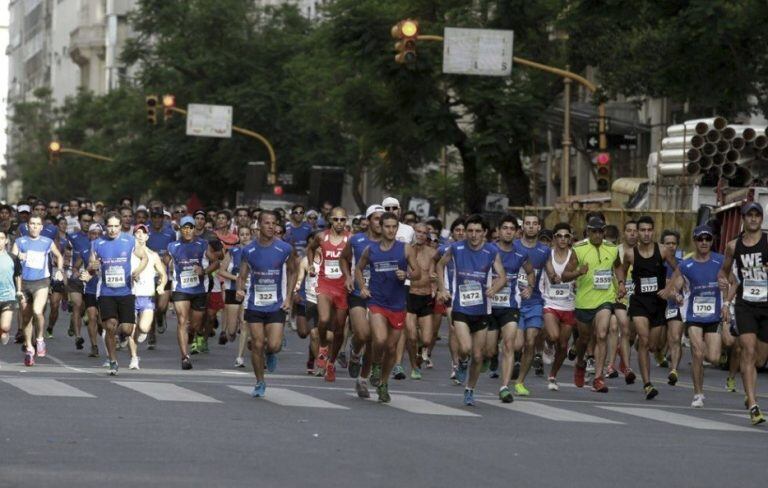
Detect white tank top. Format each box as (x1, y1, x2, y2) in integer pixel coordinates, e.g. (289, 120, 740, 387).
(132, 250, 158, 297)
(541, 249, 575, 311)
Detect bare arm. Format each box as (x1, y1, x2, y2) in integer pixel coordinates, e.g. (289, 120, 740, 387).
(340, 240, 354, 292)
(235, 259, 251, 301)
(718, 240, 736, 292)
(435, 247, 453, 298)
(282, 250, 299, 312)
(355, 247, 371, 298)
(486, 254, 507, 297)
(560, 251, 584, 283)
(153, 252, 168, 294)
(306, 235, 321, 275)
(404, 245, 421, 283)
(217, 252, 237, 281)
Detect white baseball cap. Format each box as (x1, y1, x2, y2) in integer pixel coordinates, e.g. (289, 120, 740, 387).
(88, 223, 103, 232)
(381, 197, 400, 209)
(17, 204, 31, 213)
(366, 204, 385, 218)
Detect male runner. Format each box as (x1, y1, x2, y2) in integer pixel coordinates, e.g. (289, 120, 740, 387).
(146, 208, 176, 339)
(236, 210, 296, 397)
(356, 212, 420, 402)
(619, 215, 679, 399)
(661, 229, 684, 385)
(437, 214, 507, 406)
(130, 224, 167, 365)
(434, 218, 466, 378)
(285, 204, 313, 256)
(66, 209, 95, 350)
(0, 231, 22, 345)
(607, 221, 637, 383)
(718, 202, 768, 424)
(74, 223, 104, 357)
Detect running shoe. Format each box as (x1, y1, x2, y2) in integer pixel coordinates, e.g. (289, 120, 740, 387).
(606, 365, 619, 379)
(189, 339, 200, 355)
(377, 383, 391, 403)
(156, 315, 166, 334)
(514, 383, 530, 397)
(548, 376, 559, 391)
(181, 355, 193, 370)
(726, 376, 737, 392)
(370, 364, 382, 387)
(750, 405, 766, 425)
(266, 352, 278, 373)
(147, 334, 156, 350)
(0, 333, 8, 346)
(14, 331, 23, 344)
(691, 394, 705, 408)
(592, 377, 608, 393)
(324, 362, 336, 382)
(218, 332, 228, 345)
(392, 364, 406, 380)
(585, 356, 596, 374)
(108, 361, 119, 376)
(35, 338, 46, 358)
(129, 356, 140, 370)
(315, 347, 328, 370)
(336, 351, 348, 369)
(450, 364, 458, 384)
(488, 367, 499, 379)
(667, 369, 678, 386)
(489, 354, 499, 372)
(480, 358, 490, 373)
(67, 322, 75, 337)
(463, 388, 475, 406)
(499, 386, 514, 403)
(45, 327, 53, 339)
(410, 368, 422, 380)
(251, 381, 266, 398)
(137, 333, 148, 344)
(533, 354, 544, 376)
(348, 353, 362, 379)
(542, 343, 555, 365)
(235, 357, 246, 368)
(89, 345, 99, 358)
(425, 356, 434, 369)
(567, 347, 576, 361)
(574, 364, 586, 388)
(456, 360, 469, 384)
(624, 368, 637, 385)
(655, 351, 668, 368)
(355, 378, 370, 398)
(24, 348, 34, 367)
(200, 336, 209, 353)
(306, 358, 314, 374)
(644, 383, 659, 400)
(75, 337, 85, 350)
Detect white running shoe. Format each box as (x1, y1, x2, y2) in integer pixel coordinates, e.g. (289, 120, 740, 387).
(547, 377, 559, 391)
(129, 356, 140, 370)
(234, 357, 245, 368)
(137, 333, 148, 344)
(691, 394, 705, 408)
(542, 342, 555, 365)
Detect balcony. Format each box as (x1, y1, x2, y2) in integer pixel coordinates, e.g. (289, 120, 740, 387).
(69, 24, 105, 66)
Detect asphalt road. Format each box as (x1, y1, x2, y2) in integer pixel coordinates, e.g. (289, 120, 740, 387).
(0, 311, 765, 488)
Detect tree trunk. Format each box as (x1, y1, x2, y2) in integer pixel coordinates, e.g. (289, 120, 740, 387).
(453, 126, 483, 214)
(351, 158, 366, 213)
(493, 150, 532, 206)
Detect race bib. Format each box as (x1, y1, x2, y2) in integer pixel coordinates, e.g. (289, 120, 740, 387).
(692, 296, 716, 317)
(640, 277, 658, 293)
(180, 269, 200, 288)
(458, 283, 483, 307)
(742, 279, 768, 303)
(306, 279, 318, 304)
(362, 268, 371, 287)
(104, 266, 126, 288)
(324, 259, 342, 279)
(548, 283, 571, 299)
(491, 286, 511, 308)
(517, 272, 529, 289)
(665, 308, 678, 320)
(593, 270, 612, 290)
(253, 284, 278, 307)
(25, 250, 46, 270)
(625, 282, 635, 297)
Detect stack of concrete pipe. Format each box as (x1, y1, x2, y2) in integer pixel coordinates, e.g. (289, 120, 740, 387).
(658, 116, 768, 187)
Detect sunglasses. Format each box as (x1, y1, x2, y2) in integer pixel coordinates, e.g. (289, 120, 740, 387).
(48, 206, 60, 209)
(384, 206, 399, 211)
(555, 233, 571, 239)
(292, 211, 304, 215)
(694, 235, 713, 242)
(331, 217, 347, 222)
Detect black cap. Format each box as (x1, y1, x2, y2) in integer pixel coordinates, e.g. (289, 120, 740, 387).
(538, 229, 553, 241)
(150, 208, 164, 217)
(193, 210, 206, 218)
(586, 216, 606, 229)
(741, 201, 763, 216)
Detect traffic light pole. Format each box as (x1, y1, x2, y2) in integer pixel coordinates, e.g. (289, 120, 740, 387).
(165, 106, 278, 185)
(415, 34, 608, 199)
(58, 147, 115, 162)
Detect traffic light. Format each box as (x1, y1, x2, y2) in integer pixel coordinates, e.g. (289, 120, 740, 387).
(48, 141, 61, 165)
(596, 152, 611, 192)
(146, 95, 158, 125)
(273, 185, 284, 197)
(162, 94, 175, 121)
(391, 19, 419, 64)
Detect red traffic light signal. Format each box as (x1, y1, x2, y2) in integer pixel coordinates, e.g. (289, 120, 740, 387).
(273, 185, 284, 196)
(595, 152, 611, 192)
(146, 95, 158, 125)
(392, 19, 419, 64)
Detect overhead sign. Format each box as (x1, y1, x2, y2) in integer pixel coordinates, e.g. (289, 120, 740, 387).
(186, 103, 233, 138)
(443, 28, 513, 77)
(408, 198, 430, 219)
(484, 193, 509, 213)
(587, 133, 638, 151)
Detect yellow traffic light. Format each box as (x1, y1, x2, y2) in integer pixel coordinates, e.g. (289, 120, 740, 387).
(48, 141, 61, 165)
(146, 95, 158, 125)
(400, 20, 418, 38)
(162, 94, 175, 121)
(391, 19, 419, 64)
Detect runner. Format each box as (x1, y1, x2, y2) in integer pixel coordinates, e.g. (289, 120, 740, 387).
(541, 223, 576, 391)
(560, 216, 626, 393)
(46, 217, 69, 338)
(306, 207, 351, 382)
(436, 214, 507, 406)
(355, 212, 421, 402)
(667, 225, 724, 408)
(718, 202, 768, 425)
(66, 209, 95, 351)
(167, 215, 219, 370)
(129, 224, 167, 368)
(435, 218, 466, 381)
(74, 223, 104, 357)
(381, 197, 415, 244)
(661, 230, 684, 385)
(619, 215, 679, 399)
(294, 241, 321, 373)
(13, 215, 65, 365)
(0, 230, 23, 346)
(235, 210, 297, 398)
(218, 226, 251, 350)
(87, 213, 148, 375)
(146, 208, 176, 341)
(285, 204, 313, 256)
(607, 221, 638, 384)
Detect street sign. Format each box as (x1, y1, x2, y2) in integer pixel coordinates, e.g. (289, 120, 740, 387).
(484, 193, 509, 213)
(408, 198, 430, 219)
(443, 28, 513, 77)
(588, 117, 611, 133)
(587, 133, 638, 151)
(186, 103, 233, 138)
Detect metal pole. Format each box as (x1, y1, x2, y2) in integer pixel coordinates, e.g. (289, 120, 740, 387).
(440, 146, 447, 223)
(561, 76, 572, 199)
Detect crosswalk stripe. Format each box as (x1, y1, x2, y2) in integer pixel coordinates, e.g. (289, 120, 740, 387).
(2, 378, 95, 398)
(230, 386, 348, 409)
(114, 381, 221, 403)
(599, 406, 757, 432)
(350, 393, 480, 417)
(480, 400, 623, 424)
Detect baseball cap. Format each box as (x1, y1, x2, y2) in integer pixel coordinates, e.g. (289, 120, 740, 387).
(693, 225, 714, 237)
(133, 224, 149, 234)
(539, 229, 553, 241)
(17, 204, 30, 213)
(163, 210, 172, 218)
(180, 216, 195, 227)
(366, 204, 385, 218)
(586, 216, 607, 230)
(88, 223, 103, 232)
(193, 210, 206, 218)
(741, 201, 763, 216)
(382, 197, 400, 209)
(150, 208, 164, 216)
(306, 209, 319, 218)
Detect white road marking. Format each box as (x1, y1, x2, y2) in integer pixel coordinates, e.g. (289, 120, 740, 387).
(599, 406, 758, 432)
(230, 385, 348, 409)
(114, 381, 221, 403)
(351, 393, 480, 417)
(480, 400, 623, 424)
(2, 378, 95, 397)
